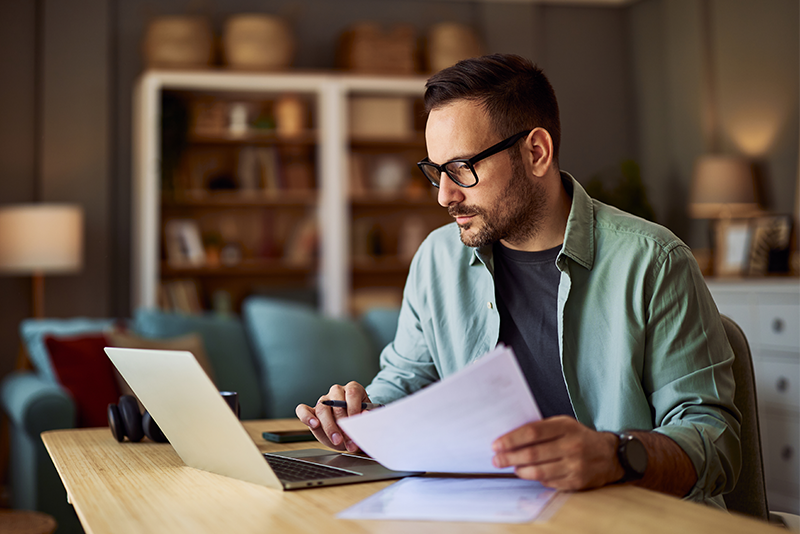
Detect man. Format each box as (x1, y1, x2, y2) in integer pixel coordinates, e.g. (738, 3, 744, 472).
(296, 54, 740, 508)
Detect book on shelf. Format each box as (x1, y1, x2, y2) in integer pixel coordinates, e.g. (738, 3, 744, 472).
(164, 219, 206, 268)
(349, 153, 368, 198)
(237, 146, 261, 193)
(190, 98, 228, 137)
(256, 146, 281, 192)
(280, 145, 314, 191)
(160, 279, 203, 314)
(283, 215, 318, 265)
(178, 148, 229, 195)
(398, 215, 427, 261)
(235, 145, 281, 194)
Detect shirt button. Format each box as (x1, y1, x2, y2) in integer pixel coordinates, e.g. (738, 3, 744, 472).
(487, 302, 493, 309)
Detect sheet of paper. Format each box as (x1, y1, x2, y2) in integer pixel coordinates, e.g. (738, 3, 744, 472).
(338, 345, 542, 473)
(337, 477, 557, 523)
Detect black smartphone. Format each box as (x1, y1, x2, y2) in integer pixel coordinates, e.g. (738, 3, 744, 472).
(262, 429, 317, 443)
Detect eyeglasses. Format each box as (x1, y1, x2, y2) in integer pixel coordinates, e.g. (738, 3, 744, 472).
(417, 130, 532, 188)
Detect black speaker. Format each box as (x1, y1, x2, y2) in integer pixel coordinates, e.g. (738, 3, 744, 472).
(108, 395, 168, 443)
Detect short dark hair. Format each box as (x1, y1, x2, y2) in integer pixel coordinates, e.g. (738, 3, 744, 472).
(424, 54, 561, 163)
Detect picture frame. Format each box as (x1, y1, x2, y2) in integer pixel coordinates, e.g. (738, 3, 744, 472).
(713, 219, 752, 277)
(747, 214, 793, 276)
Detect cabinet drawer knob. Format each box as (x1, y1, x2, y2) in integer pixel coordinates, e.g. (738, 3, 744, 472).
(772, 318, 785, 333)
(781, 446, 794, 462)
(776, 377, 790, 392)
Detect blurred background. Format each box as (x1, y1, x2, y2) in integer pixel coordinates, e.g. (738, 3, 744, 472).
(0, 0, 797, 529)
(0, 0, 797, 386)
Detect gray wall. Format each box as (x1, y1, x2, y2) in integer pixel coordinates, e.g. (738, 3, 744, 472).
(0, 0, 798, 385)
(0, 0, 111, 382)
(630, 0, 799, 244)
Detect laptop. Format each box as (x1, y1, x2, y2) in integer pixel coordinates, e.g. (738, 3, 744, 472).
(104, 347, 420, 490)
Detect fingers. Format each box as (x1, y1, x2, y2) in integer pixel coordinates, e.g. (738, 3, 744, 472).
(492, 429, 564, 471)
(491, 418, 619, 491)
(295, 402, 337, 449)
(294, 382, 369, 453)
(295, 403, 320, 430)
(492, 415, 574, 453)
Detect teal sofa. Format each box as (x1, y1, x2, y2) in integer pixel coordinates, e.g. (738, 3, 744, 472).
(0, 297, 400, 534)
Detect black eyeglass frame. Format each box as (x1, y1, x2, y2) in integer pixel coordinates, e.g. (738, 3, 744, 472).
(416, 129, 532, 188)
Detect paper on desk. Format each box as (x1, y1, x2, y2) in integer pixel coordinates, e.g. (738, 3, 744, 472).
(337, 477, 557, 523)
(338, 345, 542, 473)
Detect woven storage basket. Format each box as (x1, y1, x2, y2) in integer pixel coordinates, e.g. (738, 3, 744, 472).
(143, 16, 214, 69)
(223, 14, 295, 71)
(337, 23, 418, 74)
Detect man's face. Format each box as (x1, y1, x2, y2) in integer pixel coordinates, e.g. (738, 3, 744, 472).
(425, 100, 546, 248)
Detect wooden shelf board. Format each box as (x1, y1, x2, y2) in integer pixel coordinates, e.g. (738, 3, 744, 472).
(350, 194, 438, 207)
(188, 131, 317, 145)
(351, 257, 411, 273)
(163, 191, 317, 208)
(161, 260, 315, 277)
(350, 133, 425, 149)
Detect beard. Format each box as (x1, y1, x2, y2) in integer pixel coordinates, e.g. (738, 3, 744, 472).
(449, 153, 547, 248)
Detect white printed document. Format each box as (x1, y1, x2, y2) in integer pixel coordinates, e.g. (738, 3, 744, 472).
(337, 476, 557, 523)
(338, 345, 542, 473)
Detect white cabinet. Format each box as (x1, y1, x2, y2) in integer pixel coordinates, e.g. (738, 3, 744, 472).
(132, 70, 440, 317)
(707, 279, 800, 513)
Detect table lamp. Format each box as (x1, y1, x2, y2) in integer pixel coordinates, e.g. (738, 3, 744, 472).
(688, 155, 760, 219)
(0, 204, 84, 318)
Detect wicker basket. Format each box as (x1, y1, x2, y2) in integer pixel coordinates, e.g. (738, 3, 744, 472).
(143, 16, 214, 69)
(337, 23, 418, 74)
(223, 14, 295, 71)
(426, 22, 484, 73)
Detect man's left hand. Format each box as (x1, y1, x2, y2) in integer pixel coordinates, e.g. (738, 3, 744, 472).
(492, 416, 623, 490)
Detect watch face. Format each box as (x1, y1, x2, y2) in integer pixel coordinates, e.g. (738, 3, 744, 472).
(624, 436, 648, 475)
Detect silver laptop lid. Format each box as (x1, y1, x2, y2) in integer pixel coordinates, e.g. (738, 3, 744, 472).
(104, 347, 282, 489)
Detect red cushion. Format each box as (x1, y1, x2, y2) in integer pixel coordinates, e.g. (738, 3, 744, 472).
(45, 334, 121, 428)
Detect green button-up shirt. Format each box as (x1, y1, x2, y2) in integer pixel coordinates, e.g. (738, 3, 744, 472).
(366, 173, 741, 508)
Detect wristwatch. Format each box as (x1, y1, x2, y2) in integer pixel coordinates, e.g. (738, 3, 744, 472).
(616, 432, 648, 483)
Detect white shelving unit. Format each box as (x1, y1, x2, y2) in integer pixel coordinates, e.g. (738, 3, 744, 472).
(132, 70, 429, 317)
(707, 278, 800, 513)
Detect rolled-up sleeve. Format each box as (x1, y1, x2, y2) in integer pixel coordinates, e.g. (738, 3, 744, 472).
(645, 244, 742, 504)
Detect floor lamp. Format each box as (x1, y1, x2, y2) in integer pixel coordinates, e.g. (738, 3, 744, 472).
(0, 204, 84, 319)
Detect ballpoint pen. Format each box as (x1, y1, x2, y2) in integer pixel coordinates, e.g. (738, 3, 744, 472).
(321, 400, 384, 410)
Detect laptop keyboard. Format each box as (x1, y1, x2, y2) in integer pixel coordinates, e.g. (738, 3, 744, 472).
(264, 454, 362, 483)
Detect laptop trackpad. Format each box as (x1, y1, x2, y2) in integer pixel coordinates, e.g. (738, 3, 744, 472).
(273, 449, 377, 470)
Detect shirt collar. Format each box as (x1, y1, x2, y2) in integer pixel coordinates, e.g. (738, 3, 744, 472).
(468, 170, 596, 270)
(559, 171, 595, 271)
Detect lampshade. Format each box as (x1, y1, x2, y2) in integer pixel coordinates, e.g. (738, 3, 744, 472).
(689, 155, 760, 218)
(0, 204, 84, 274)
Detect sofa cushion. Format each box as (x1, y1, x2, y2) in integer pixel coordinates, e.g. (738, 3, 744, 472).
(20, 318, 117, 383)
(359, 308, 400, 353)
(44, 334, 120, 428)
(242, 297, 381, 419)
(130, 309, 262, 420)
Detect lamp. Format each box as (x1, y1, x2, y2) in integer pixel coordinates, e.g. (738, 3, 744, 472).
(689, 155, 760, 219)
(0, 204, 84, 318)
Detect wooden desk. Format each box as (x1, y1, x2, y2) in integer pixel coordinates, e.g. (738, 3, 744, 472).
(42, 420, 779, 534)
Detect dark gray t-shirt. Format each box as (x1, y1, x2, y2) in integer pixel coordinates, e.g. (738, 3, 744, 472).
(493, 241, 574, 418)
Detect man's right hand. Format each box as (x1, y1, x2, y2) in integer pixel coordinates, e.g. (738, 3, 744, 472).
(295, 381, 369, 453)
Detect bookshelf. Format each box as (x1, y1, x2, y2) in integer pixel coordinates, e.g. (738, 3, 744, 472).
(133, 70, 447, 317)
